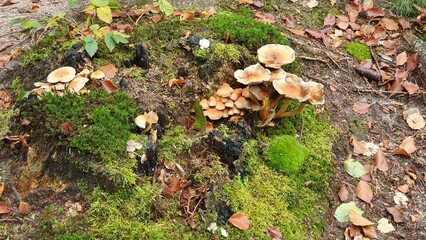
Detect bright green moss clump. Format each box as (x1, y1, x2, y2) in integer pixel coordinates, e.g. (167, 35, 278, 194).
(266, 135, 309, 174)
(193, 43, 241, 63)
(207, 12, 289, 50)
(344, 42, 371, 62)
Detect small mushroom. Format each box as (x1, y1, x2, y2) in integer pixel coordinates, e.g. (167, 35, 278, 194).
(272, 75, 311, 102)
(78, 68, 91, 77)
(47, 66, 76, 83)
(216, 83, 234, 98)
(135, 111, 159, 133)
(234, 63, 271, 85)
(229, 88, 243, 101)
(216, 101, 225, 111)
(270, 68, 287, 81)
(200, 98, 209, 110)
(52, 83, 66, 91)
(90, 70, 105, 80)
(223, 109, 229, 118)
(68, 76, 90, 93)
(234, 97, 252, 110)
(307, 81, 325, 105)
(224, 99, 234, 108)
(248, 85, 268, 101)
(203, 108, 223, 120)
(257, 44, 295, 69)
(208, 96, 217, 107)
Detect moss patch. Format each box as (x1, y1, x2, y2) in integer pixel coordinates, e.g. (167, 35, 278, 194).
(344, 42, 371, 62)
(0, 109, 19, 136)
(266, 135, 309, 174)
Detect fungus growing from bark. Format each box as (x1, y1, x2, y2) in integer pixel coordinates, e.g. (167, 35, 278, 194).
(47, 66, 76, 83)
(234, 63, 271, 85)
(257, 44, 295, 69)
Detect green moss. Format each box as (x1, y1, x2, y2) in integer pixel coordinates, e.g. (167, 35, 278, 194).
(26, 90, 138, 186)
(266, 135, 309, 174)
(206, 12, 289, 50)
(344, 42, 371, 62)
(348, 116, 368, 139)
(93, 41, 134, 67)
(0, 109, 19, 136)
(193, 43, 241, 64)
(158, 125, 193, 160)
(21, 39, 78, 68)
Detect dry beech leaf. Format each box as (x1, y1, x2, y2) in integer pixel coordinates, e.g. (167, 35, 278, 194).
(394, 136, 417, 157)
(305, 29, 323, 39)
(180, 12, 195, 22)
(0, 183, 4, 198)
(255, 12, 275, 24)
(351, 136, 368, 156)
(353, 101, 370, 115)
(362, 0, 374, 11)
(266, 226, 282, 240)
(362, 225, 377, 238)
(100, 80, 118, 93)
(377, 218, 395, 233)
(386, 206, 404, 223)
(406, 54, 419, 72)
(338, 184, 349, 202)
(396, 51, 408, 66)
(360, 164, 372, 182)
(229, 212, 250, 230)
(401, 82, 419, 95)
(337, 21, 349, 30)
(348, 10, 358, 22)
(381, 18, 399, 31)
(411, 210, 421, 222)
(288, 29, 306, 36)
(355, 180, 373, 205)
(349, 210, 374, 226)
(151, 15, 162, 23)
(374, 150, 389, 172)
(366, 7, 385, 18)
(323, 14, 336, 26)
(345, 225, 362, 238)
(98, 64, 117, 79)
(19, 201, 31, 214)
(0, 201, 11, 214)
(403, 108, 425, 130)
(398, 18, 410, 29)
(397, 184, 409, 193)
(166, 78, 185, 87)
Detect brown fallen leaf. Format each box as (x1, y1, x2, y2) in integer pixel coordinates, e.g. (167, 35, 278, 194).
(288, 29, 306, 36)
(411, 210, 421, 222)
(255, 12, 275, 24)
(366, 7, 385, 18)
(381, 18, 399, 31)
(200, 6, 216, 18)
(180, 12, 195, 22)
(349, 210, 374, 226)
(353, 101, 370, 115)
(336, 21, 349, 30)
(397, 184, 409, 193)
(355, 180, 373, 205)
(229, 212, 250, 230)
(98, 64, 117, 79)
(100, 80, 118, 93)
(401, 82, 419, 95)
(406, 54, 419, 72)
(266, 226, 282, 240)
(351, 136, 368, 156)
(398, 18, 410, 29)
(386, 207, 405, 223)
(305, 29, 323, 39)
(362, 225, 378, 239)
(345, 225, 362, 238)
(362, 0, 374, 11)
(323, 13, 336, 27)
(151, 15, 162, 23)
(374, 150, 389, 172)
(19, 201, 31, 215)
(165, 78, 185, 88)
(0, 201, 11, 214)
(1, 0, 15, 7)
(0, 183, 4, 198)
(403, 108, 425, 130)
(361, 164, 372, 182)
(338, 184, 349, 202)
(393, 136, 417, 157)
(396, 51, 408, 66)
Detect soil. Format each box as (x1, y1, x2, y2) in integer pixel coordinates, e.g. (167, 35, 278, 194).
(0, 0, 425, 239)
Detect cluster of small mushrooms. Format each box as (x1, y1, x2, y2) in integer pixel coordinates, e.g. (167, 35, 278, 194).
(32, 66, 109, 98)
(201, 44, 325, 127)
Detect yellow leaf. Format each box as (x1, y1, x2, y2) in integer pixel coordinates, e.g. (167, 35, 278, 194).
(83, 4, 96, 12)
(97, 6, 112, 24)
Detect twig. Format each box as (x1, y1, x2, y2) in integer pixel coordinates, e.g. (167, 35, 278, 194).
(370, 46, 381, 73)
(356, 88, 426, 95)
(118, 5, 136, 25)
(299, 56, 328, 63)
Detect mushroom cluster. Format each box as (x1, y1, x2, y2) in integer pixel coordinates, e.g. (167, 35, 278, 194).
(201, 44, 325, 127)
(31, 66, 115, 98)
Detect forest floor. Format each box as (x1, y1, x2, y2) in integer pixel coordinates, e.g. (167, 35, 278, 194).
(0, 0, 425, 239)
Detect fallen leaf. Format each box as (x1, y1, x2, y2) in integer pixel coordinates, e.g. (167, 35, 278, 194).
(403, 108, 424, 130)
(355, 180, 373, 204)
(362, 0, 374, 11)
(344, 158, 368, 178)
(323, 14, 336, 27)
(410, 210, 421, 222)
(398, 18, 410, 29)
(394, 136, 417, 157)
(100, 80, 118, 93)
(266, 226, 282, 240)
(377, 218, 395, 233)
(180, 12, 195, 22)
(401, 82, 419, 95)
(349, 210, 374, 226)
(338, 184, 349, 201)
(252, 0, 264, 8)
(0, 201, 10, 214)
(307, 0, 318, 8)
(351, 136, 368, 155)
(394, 69, 409, 79)
(166, 78, 185, 87)
(396, 51, 408, 66)
(19, 202, 31, 214)
(406, 54, 419, 72)
(98, 64, 117, 79)
(397, 184, 409, 193)
(348, 10, 358, 22)
(237, 0, 254, 5)
(61, 122, 73, 135)
(30, 3, 40, 12)
(0, 183, 4, 197)
(205, 121, 213, 133)
(229, 212, 250, 230)
(255, 12, 275, 24)
(1, 0, 15, 6)
(288, 29, 306, 36)
(386, 206, 404, 223)
(381, 18, 399, 31)
(334, 202, 364, 223)
(366, 7, 385, 18)
(361, 226, 377, 239)
(305, 29, 323, 39)
(345, 225, 362, 238)
(151, 15, 162, 23)
(353, 101, 370, 115)
(393, 192, 409, 206)
(374, 150, 389, 171)
(337, 21, 349, 30)
(360, 164, 372, 182)
(200, 7, 216, 18)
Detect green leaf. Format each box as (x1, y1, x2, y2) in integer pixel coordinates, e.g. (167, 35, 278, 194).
(90, 0, 109, 7)
(67, 0, 81, 9)
(104, 31, 116, 52)
(193, 102, 207, 132)
(83, 35, 98, 58)
(96, 6, 112, 24)
(45, 13, 66, 30)
(10, 18, 26, 25)
(17, 90, 30, 101)
(334, 202, 364, 223)
(89, 24, 100, 31)
(112, 34, 129, 44)
(344, 158, 367, 178)
(157, 0, 174, 16)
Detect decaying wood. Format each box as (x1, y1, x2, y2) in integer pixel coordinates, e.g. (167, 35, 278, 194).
(403, 31, 426, 79)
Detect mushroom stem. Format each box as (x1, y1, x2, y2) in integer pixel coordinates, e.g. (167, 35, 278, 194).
(273, 99, 292, 119)
(270, 95, 284, 109)
(274, 103, 307, 119)
(142, 122, 152, 134)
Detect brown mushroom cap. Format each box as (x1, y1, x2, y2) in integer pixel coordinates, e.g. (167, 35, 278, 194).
(223, 109, 229, 118)
(272, 76, 311, 102)
(135, 111, 158, 129)
(200, 99, 209, 110)
(216, 101, 226, 110)
(52, 83, 66, 91)
(224, 99, 234, 108)
(234, 63, 271, 85)
(68, 76, 90, 93)
(90, 70, 105, 80)
(208, 96, 217, 107)
(216, 83, 234, 98)
(203, 108, 223, 120)
(47, 66, 76, 83)
(270, 68, 287, 81)
(307, 81, 325, 105)
(234, 96, 252, 110)
(248, 85, 268, 101)
(230, 88, 243, 101)
(257, 44, 295, 69)
(78, 68, 91, 77)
